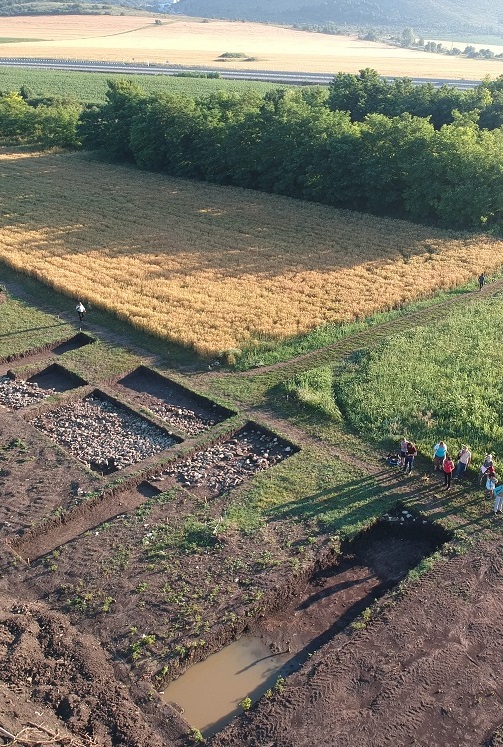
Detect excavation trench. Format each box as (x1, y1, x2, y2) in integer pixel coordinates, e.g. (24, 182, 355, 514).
(0, 332, 95, 371)
(162, 510, 451, 738)
(12, 423, 298, 561)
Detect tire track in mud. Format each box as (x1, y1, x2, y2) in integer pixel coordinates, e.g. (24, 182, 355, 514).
(211, 540, 503, 747)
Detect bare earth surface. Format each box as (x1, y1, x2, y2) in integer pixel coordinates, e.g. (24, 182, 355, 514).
(212, 539, 503, 747)
(2, 288, 503, 746)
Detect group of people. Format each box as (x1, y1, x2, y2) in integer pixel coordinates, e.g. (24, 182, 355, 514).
(392, 438, 503, 515)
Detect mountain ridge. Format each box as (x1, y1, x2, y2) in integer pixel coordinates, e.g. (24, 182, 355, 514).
(171, 0, 503, 35)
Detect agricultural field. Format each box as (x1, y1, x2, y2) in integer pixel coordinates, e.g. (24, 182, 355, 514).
(1, 148, 503, 360)
(0, 16, 503, 79)
(0, 65, 276, 102)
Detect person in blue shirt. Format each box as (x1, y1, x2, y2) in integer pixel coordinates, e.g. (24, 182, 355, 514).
(433, 441, 447, 471)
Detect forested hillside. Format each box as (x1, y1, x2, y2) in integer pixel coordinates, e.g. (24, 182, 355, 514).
(173, 0, 503, 35)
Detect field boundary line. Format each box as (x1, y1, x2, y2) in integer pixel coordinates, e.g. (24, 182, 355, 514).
(225, 280, 503, 381)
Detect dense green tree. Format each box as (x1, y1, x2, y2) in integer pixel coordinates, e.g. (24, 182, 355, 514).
(0, 91, 33, 138)
(33, 102, 82, 148)
(357, 113, 435, 214)
(129, 92, 204, 177)
(78, 78, 145, 159)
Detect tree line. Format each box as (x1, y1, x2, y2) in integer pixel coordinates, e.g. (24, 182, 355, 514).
(1, 70, 503, 231)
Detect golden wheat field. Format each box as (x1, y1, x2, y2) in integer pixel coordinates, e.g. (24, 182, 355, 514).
(1, 16, 503, 79)
(1, 148, 503, 356)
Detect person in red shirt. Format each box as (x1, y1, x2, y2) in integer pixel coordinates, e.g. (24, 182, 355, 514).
(404, 441, 417, 474)
(442, 454, 455, 490)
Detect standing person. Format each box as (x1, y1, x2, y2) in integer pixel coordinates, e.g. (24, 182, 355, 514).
(493, 484, 503, 514)
(486, 470, 497, 500)
(442, 453, 455, 490)
(433, 441, 448, 471)
(478, 272, 485, 290)
(75, 301, 86, 323)
(479, 453, 494, 485)
(454, 445, 471, 480)
(404, 441, 417, 475)
(399, 436, 408, 468)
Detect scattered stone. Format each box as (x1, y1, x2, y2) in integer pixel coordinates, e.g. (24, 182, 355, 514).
(0, 376, 56, 409)
(30, 393, 178, 471)
(156, 426, 293, 496)
(146, 399, 217, 436)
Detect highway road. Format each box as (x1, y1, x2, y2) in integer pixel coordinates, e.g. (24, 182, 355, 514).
(0, 57, 483, 89)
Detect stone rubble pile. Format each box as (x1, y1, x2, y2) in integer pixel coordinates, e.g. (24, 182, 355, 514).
(30, 394, 178, 471)
(147, 400, 217, 437)
(0, 376, 56, 409)
(155, 428, 294, 495)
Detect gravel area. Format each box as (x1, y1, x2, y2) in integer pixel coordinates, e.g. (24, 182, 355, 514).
(29, 393, 179, 471)
(0, 376, 56, 409)
(153, 425, 295, 494)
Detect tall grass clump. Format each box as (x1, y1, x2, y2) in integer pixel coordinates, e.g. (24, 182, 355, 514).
(334, 297, 503, 462)
(282, 366, 343, 422)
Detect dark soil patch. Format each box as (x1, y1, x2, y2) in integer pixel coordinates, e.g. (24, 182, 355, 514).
(116, 366, 235, 436)
(0, 410, 98, 541)
(0, 596, 188, 747)
(212, 538, 503, 747)
(13, 480, 165, 562)
(244, 510, 450, 678)
(28, 363, 87, 393)
(52, 332, 95, 356)
(0, 332, 95, 371)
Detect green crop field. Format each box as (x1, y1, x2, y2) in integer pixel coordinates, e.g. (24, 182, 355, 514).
(289, 295, 503, 466)
(0, 66, 278, 103)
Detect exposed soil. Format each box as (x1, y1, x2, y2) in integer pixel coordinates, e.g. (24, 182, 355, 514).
(0, 333, 95, 371)
(249, 514, 447, 666)
(115, 367, 234, 437)
(2, 292, 503, 747)
(211, 538, 503, 747)
(28, 364, 88, 392)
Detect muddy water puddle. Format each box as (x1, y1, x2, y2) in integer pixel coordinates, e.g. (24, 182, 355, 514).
(162, 637, 290, 736)
(162, 514, 450, 737)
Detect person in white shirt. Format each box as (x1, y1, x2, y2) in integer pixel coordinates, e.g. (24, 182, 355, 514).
(75, 302, 86, 322)
(454, 445, 471, 479)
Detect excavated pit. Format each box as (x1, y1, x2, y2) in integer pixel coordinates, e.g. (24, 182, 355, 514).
(151, 421, 299, 496)
(117, 366, 235, 436)
(162, 508, 451, 737)
(28, 363, 87, 393)
(29, 389, 182, 473)
(52, 332, 95, 356)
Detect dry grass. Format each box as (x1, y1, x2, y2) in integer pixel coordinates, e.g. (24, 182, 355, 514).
(0, 16, 502, 79)
(1, 148, 503, 356)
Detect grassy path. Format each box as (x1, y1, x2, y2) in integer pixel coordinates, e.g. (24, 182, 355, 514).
(202, 279, 503, 392)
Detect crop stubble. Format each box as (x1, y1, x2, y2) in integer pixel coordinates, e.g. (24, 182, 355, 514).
(0, 17, 502, 78)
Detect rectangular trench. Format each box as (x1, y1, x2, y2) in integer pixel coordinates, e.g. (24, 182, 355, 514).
(11, 422, 299, 562)
(161, 508, 451, 738)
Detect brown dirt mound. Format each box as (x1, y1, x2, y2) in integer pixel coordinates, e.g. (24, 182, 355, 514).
(0, 596, 187, 747)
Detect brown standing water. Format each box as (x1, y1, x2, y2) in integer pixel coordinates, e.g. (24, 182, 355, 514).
(161, 514, 449, 738)
(162, 637, 291, 736)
